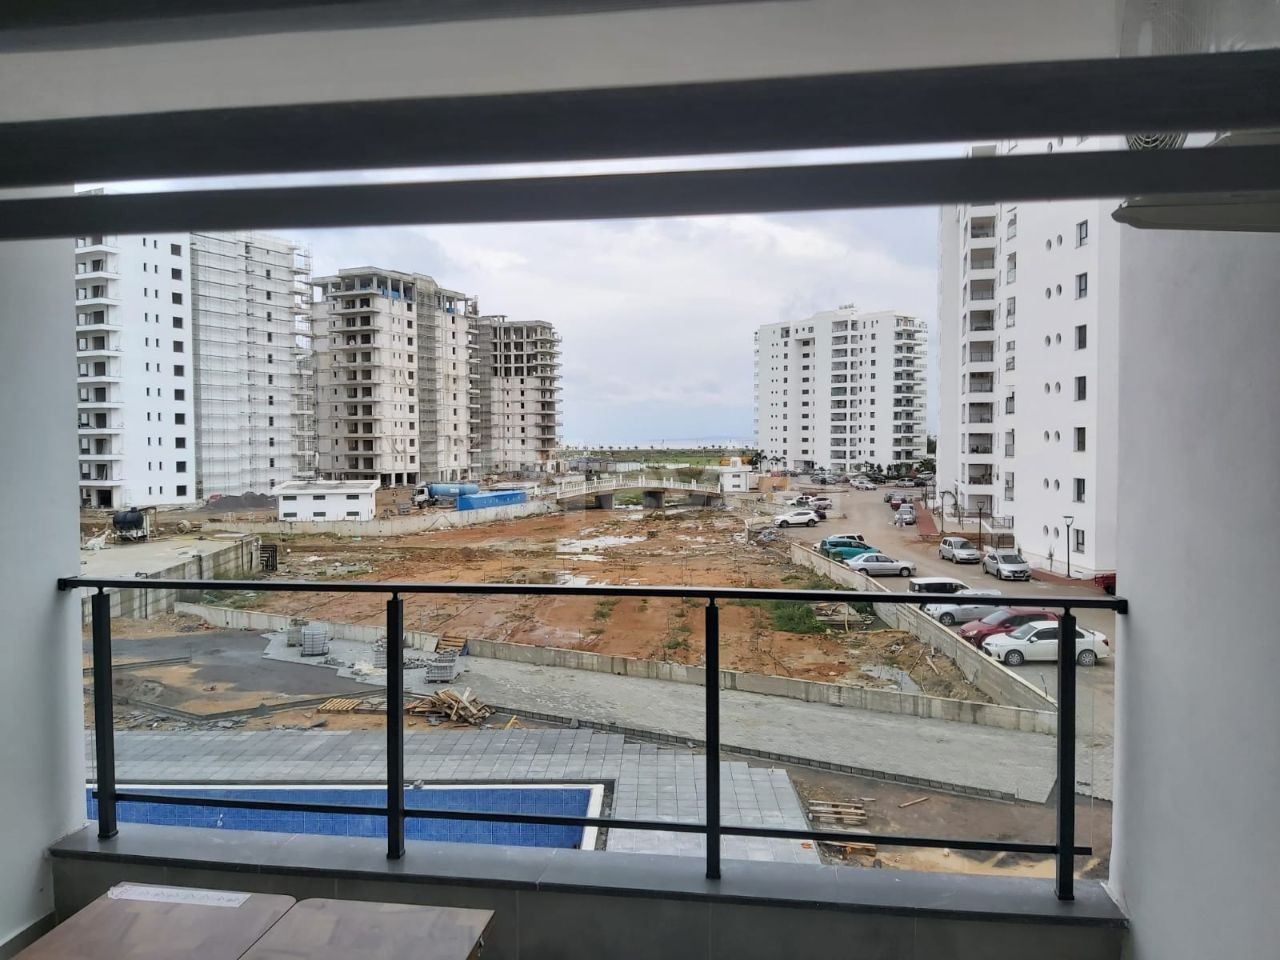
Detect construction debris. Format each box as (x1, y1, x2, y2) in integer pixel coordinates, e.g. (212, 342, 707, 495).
(407, 688, 493, 725)
(898, 796, 930, 809)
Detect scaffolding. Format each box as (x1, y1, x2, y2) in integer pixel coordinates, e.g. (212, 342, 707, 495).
(189, 231, 310, 498)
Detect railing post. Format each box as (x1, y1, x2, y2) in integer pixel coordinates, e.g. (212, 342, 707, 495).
(705, 597, 721, 880)
(1056, 607, 1077, 900)
(91, 589, 117, 839)
(386, 593, 405, 859)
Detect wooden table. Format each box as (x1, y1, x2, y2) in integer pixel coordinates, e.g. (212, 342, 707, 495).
(240, 901, 494, 960)
(241, 899, 494, 960)
(16, 884, 295, 960)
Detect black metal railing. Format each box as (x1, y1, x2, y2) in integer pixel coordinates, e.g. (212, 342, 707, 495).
(58, 575, 1127, 901)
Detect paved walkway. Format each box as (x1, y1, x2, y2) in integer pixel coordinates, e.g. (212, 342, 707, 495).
(440, 658, 1076, 801)
(92, 729, 817, 865)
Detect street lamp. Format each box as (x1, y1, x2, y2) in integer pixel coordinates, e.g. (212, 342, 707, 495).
(1063, 515, 1075, 579)
(976, 504, 985, 552)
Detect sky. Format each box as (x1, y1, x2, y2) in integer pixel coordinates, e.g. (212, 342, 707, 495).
(102, 146, 955, 447)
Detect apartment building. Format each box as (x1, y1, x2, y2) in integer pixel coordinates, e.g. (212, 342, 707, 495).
(312, 268, 427, 487)
(75, 233, 196, 509)
(189, 231, 311, 497)
(754, 306, 928, 474)
(416, 280, 480, 483)
(471, 316, 562, 475)
(937, 139, 1119, 577)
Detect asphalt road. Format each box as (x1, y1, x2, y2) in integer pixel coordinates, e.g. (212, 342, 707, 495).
(774, 484, 1117, 756)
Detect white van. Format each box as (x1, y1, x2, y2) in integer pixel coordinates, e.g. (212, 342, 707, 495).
(907, 577, 970, 601)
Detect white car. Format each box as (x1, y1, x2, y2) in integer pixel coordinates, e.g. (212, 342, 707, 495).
(845, 553, 916, 577)
(982, 620, 1111, 666)
(925, 589, 1004, 625)
(851, 479, 877, 491)
(784, 495, 813, 507)
(774, 510, 820, 528)
(811, 496, 834, 510)
(938, 536, 982, 563)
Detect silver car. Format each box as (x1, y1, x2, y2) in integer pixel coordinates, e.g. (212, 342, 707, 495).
(983, 548, 1031, 580)
(845, 552, 916, 577)
(938, 536, 982, 563)
(925, 589, 1004, 626)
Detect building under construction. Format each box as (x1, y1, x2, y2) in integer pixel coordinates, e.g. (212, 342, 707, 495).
(310, 266, 561, 486)
(189, 231, 311, 497)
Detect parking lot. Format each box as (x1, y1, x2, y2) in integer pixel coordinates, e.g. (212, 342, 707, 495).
(774, 483, 1117, 751)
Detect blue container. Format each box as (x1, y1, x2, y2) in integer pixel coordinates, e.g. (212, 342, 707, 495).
(457, 490, 527, 511)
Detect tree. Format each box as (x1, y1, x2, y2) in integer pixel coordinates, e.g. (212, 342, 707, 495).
(926, 435, 937, 454)
(917, 457, 936, 474)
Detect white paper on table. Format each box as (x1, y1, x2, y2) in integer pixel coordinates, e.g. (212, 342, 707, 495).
(107, 884, 250, 907)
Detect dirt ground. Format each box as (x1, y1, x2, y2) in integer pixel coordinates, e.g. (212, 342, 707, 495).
(784, 762, 1111, 880)
(225, 509, 982, 699)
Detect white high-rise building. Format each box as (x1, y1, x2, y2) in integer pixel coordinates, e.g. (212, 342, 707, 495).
(416, 280, 480, 483)
(471, 316, 562, 475)
(75, 233, 196, 509)
(937, 139, 1119, 577)
(189, 231, 311, 498)
(754, 306, 927, 474)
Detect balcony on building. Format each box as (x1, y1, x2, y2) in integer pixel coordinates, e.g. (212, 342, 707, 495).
(74, 283, 119, 308)
(968, 213, 997, 239)
(967, 278, 996, 302)
(73, 235, 118, 255)
(966, 372, 995, 394)
(966, 434, 995, 456)
(966, 401, 995, 424)
(967, 309, 996, 333)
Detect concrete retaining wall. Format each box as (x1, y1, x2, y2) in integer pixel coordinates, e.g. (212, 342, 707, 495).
(788, 543, 1057, 713)
(79, 537, 259, 624)
(463, 637, 1053, 733)
(203, 499, 555, 537)
(173, 603, 437, 652)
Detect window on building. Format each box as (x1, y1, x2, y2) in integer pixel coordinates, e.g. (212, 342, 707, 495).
(269, 458, 275, 468)
(170, 243, 182, 256)
(171, 268, 182, 280)
(173, 341, 183, 353)
(171, 292, 183, 304)
(1074, 477, 1086, 502)
(176, 485, 187, 497)
(1075, 220, 1089, 246)
(175, 437, 186, 449)
(172, 316, 183, 329)
(1075, 376, 1087, 400)
(1075, 426, 1086, 451)
(312, 495, 326, 501)
(174, 389, 185, 401)
(173, 364, 184, 376)
(174, 461, 186, 473)
(1076, 324, 1087, 349)
(1074, 528, 1086, 553)
(1075, 272, 1088, 298)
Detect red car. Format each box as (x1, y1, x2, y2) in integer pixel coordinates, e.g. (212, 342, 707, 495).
(958, 608, 1061, 648)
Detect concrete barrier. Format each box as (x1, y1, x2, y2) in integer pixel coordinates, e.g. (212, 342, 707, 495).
(203, 499, 556, 537)
(787, 542, 1057, 712)
(79, 536, 259, 624)
(173, 602, 437, 652)
(463, 637, 1054, 733)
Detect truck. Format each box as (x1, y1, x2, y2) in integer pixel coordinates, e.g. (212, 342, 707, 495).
(413, 483, 479, 508)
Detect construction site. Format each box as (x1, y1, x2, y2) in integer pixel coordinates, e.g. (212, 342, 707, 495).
(77, 491, 1111, 879)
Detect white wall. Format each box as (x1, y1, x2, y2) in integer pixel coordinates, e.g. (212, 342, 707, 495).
(278, 488, 376, 522)
(0, 2, 1121, 123)
(0, 206, 86, 950)
(1109, 226, 1280, 959)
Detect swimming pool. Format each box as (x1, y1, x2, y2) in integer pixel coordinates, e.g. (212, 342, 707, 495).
(87, 783, 604, 849)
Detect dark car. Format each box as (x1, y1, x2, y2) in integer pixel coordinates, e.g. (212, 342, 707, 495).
(913, 478, 929, 487)
(958, 608, 1061, 648)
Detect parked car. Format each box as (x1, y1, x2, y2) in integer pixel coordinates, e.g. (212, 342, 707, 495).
(895, 508, 917, 525)
(895, 478, 916, 488)
(813, 508, 828, 520)
(826, 541, 879, 560)
(908, 577, 970, 598)
(774, 510, 820, 528)
(851, 479, 877, 491)
(959, 608, 1061, 648)
(913, 478, 930, 487)
(821, 533, 865, 548)
(883, 491, 899, 503)
(812, 496, 834, 510)
(925, 590, 1004, 626)
(845, 552, 916, 577)
(981, 621, 1110, 666)
(784, 494, 813, 507)
(939, 537, 982, 563)
(982, 548, 1031, 580)
(1093, 572, 1117, 595)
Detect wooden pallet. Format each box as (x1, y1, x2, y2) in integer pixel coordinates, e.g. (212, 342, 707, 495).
(317, 697, 364, 714)
(806, 800, 868, 826)
(436, 636, 466, 653)
(405, 687, 493, 725)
